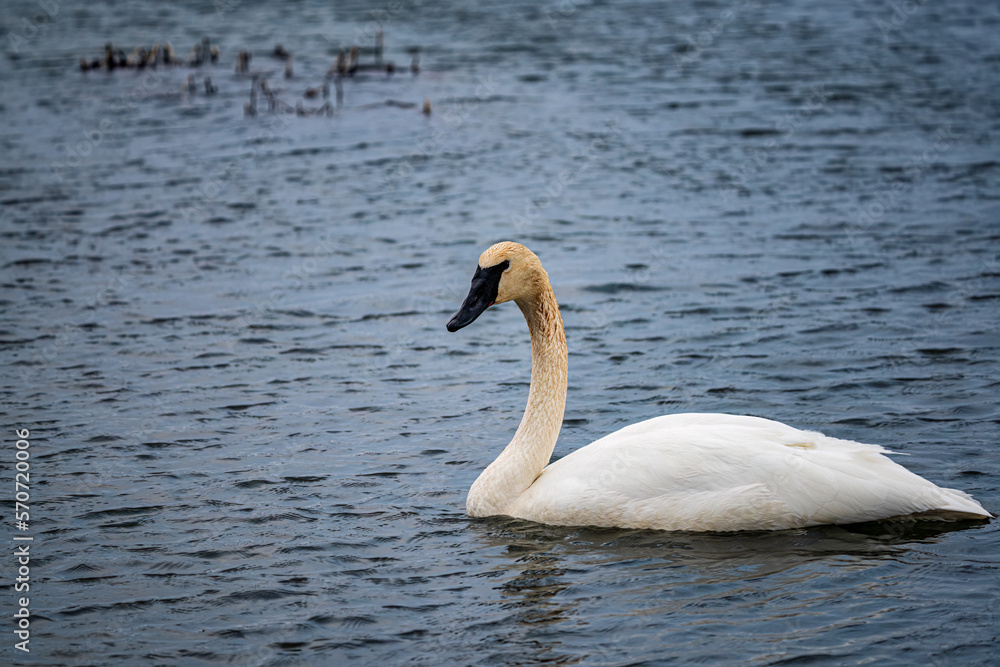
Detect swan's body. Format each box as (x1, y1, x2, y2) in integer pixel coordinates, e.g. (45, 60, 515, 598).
(446, 242, 991, 532)
(503, 412, 989, 531)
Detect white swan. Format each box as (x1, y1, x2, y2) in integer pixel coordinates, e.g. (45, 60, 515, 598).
(446, 242, 992, 532)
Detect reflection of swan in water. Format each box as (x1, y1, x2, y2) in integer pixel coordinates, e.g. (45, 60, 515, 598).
(447, 242, 992, 532)
(475, 513, 984, 563)
(469, 515, 963, 665)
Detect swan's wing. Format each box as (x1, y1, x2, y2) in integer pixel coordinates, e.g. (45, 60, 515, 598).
(509, 413, 990, 531)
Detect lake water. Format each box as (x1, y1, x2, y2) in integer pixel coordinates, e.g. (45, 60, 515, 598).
(2, 0, 999, 664)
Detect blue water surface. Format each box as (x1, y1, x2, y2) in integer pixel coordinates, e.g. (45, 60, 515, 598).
(1, 0, 998, 664)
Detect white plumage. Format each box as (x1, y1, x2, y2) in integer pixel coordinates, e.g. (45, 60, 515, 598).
(446, 242, 992, 532)
(509, 413, 989, 531)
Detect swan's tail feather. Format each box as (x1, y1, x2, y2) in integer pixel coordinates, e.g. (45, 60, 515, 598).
(889, 508, 992, 522)
(932, 487, 993, 519)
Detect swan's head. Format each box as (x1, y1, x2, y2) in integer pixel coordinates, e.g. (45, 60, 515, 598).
(446, 241, 545, 332)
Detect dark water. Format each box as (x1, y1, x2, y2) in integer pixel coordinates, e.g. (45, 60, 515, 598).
(2, 0, 999, 664)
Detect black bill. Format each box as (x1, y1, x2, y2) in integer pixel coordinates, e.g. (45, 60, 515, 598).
(446, 260, 509, 332)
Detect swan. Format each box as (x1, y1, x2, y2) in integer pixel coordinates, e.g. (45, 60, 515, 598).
(445, 241, 992, 532)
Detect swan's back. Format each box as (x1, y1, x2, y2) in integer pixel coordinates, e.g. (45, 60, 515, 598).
(507, 414, 989, 531)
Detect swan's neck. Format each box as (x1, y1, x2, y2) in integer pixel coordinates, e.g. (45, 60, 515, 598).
(467, 283, 568, 517)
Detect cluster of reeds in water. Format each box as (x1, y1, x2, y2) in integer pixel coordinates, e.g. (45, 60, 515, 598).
(80, 31, 429, 118)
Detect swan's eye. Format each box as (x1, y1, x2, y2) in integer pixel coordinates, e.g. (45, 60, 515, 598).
(501, 260, 511, 273)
